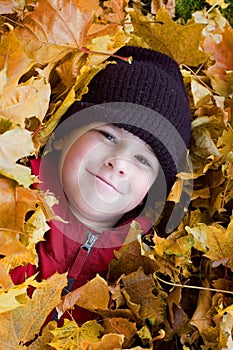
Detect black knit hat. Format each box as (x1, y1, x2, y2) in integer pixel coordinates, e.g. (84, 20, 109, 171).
(61, 46, 191, 191)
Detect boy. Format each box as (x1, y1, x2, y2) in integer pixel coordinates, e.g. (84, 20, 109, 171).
(11, 46, 192, 324)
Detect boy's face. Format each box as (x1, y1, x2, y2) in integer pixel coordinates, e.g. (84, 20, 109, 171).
(60, 123, 159, 229)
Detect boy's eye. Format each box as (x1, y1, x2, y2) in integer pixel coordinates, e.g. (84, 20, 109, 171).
(98, 130, 117, 143)
(135, 155, 151, 167)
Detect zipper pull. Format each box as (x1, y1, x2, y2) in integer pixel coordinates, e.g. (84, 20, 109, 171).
(81, 230, 99, 255)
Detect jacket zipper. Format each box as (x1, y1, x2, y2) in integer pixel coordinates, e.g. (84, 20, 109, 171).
(52, 230, 100, 321)
(80, 230, 100, 255)
(63, 230, 100, 293)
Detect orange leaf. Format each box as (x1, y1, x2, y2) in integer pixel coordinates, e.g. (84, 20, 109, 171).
(15, 0, 99, 47)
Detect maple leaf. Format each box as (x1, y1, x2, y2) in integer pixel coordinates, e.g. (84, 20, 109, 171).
(0, 275, 38, 313)
(190, 289, 213, 335)
(15, 0, 99, 48)
(202, 23, 233, 96)
(0, 177, 39, 233)
(0, 260, 13, 291)
(0, 76, 51, 128)
(0, 177, 50, 270)
(0, 272, 67, 348)
(57, 274, 110, 318)
(129, 7, 208, 65)
(49, 319, 104, 350)
(204, 219, 233, 270)
(121, 267, 166, 326)
(0, 128, 35, 186)
(81, 333, 124, 350)
(38, 59, 112, 146)
(27, 320, 57, 350)
(103, 317, 137, 348)
(0, 25, 33, 88)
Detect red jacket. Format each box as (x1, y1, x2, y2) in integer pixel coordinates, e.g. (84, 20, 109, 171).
(11, 158, 151, 325)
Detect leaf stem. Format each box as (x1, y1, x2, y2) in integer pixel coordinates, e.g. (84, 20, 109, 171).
(79, 47, 132, 63)
(155, 275, 233, 295)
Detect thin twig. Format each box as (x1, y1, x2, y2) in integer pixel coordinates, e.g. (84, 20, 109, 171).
(156, 275, 233, 295)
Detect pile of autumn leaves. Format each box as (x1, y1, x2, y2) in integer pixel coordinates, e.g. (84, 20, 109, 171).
(0, 0, 233, 349)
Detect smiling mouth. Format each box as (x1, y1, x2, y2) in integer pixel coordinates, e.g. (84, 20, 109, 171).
(87, 170, 121, 193)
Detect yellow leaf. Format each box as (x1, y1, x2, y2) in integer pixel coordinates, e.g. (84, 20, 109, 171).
(204, 222, 233, 269)
(186, 223, 208, 252)
(49, 319, 104, 350)
(217, 125, 233, 160)
(58, 274, 109, 317)
(191, 78, 212, 108)
(0, 25, 33, 88)
(0, 77, 51, 128)
(0, 261, 13, 291)
(39, 61, 109, 142)
(0, 177, 39, 233)
(81, 333, 124, 350)
(24, 207, 49, 246)
(129, 7, 208, 65)
(0, 282, 29, 313)
(0, 129, 34, 186)
(206, 0, 229, 9)
(103, 318, 136, 348)
(87, 29, 130, 67)
(0, 273, 67, 347)
(0, 66, 8, 94)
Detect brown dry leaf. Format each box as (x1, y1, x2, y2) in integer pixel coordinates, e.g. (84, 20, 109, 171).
(0, 25, 33, 88)
(15, 0, 99, 47)
(103, 317, 136, 348)
(122, 267, 166, 325)
(57, 274, 109, 316)
(81, 333, 124, 350)
(190, 289, 213, 335)
(0, 272, 67, 348)
(109, 235, 158, 280)
(49, 319, 104, 350)
(130, 7, 208, 65)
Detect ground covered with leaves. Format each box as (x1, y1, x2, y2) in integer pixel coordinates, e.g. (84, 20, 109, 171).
(0, 0, 233, 349)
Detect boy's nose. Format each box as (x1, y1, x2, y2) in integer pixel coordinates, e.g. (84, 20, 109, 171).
(105, 158, 128, 175)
